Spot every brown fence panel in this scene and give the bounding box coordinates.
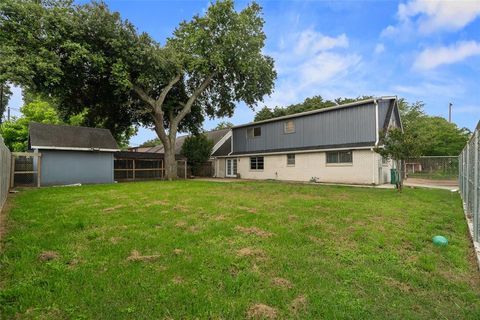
[191,162,214,177]
[0,135,11,213]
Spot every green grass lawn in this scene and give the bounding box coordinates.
[1,180,479,319]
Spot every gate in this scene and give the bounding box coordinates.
[11,152,42,188]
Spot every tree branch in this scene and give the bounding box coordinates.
[155,74,181,113]
[173,74,214,126]
[132,84,156,109]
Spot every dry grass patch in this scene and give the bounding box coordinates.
[109,236,123,244]
[38,251,59,262]
[173,248,184,255]
[235,226,273,238]
[385,278,412,293]
[237,247,266,258]
[213,214,226,221]
[175,221,187,228]
[247,304,278,319]
[239,206,258,214]
[172,276,184,284]
[126,250,161,262]
[173,204,189,213]
[103,205,125,212]
[290,295,307,315]
[271,277,293,289]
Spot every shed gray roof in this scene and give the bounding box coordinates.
[29,122,119,151]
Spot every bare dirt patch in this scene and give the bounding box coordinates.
[126,250,161,262]
[247,304,278,319]
[235,226,273,238]
[237,247,266,258]
[290,295,307,314]
[271,277,293,289]
[38,251,59,262]
[67,258,81,268]
[103,205,125,212]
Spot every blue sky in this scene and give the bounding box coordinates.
[6,0,480,146]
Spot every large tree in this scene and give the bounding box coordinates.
[0,0,276,179]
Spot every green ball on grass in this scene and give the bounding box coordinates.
[432,235,448,247]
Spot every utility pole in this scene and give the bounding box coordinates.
[7,106,10,121]
[448,102,452,123]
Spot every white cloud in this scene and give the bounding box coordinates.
[265,30,362,107]
[294,30,348,55]
[374,43,385,54]
[383,0,480,36]
[414,40,480,70]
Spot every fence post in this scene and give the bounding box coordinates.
[474,130,479,241]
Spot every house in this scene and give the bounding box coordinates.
[213,96,402,185]
[29,122,119,186]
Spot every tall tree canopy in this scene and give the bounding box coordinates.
[0,0,276,179]
[398,99,470,156]
[254,95,372,121]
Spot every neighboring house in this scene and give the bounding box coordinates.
[141,128,232,176]
[214,96,402,185]
[29,122,119,186]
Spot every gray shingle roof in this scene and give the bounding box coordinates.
[29,122,119,151]
[147,128,231,155]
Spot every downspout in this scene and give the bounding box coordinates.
[371,98,379,184]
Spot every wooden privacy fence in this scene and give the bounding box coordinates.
[0,135,11,213]
[114,152,187,181]
[459,121,480,242]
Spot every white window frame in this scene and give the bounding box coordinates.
[287,154,295,166]
[250,156,264,171]
[326,150,353,166]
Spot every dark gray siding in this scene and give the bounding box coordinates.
[39,150,114,186]
[233,103,377,154]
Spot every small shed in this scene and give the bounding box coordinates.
[29,122,119,186]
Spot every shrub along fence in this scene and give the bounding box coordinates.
[459,121,479,243]
[0,135,11,214]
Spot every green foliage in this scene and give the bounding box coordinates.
[0,99,91,151]
[214,121,234,130]
[376,128,422,162]
[180,134,214,175]
[0,100,61,151]
[254,95,372,121]
[1,181,478,318]
[1,0,276,178]
[398,99,470,156]
[140,138,161,148]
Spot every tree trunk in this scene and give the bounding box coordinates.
[164,145,177,180]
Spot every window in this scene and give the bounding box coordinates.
[287,154,295,166]
[247,126,261,138]
[326,151,352,164]
[382,157,388,165]
[250,156,264,170]
[284,120,295,134]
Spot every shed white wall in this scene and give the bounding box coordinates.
[216,149,392,185]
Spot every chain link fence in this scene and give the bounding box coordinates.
[0,135,11,213]
[406,156,458,180]
[459,121,479,242]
